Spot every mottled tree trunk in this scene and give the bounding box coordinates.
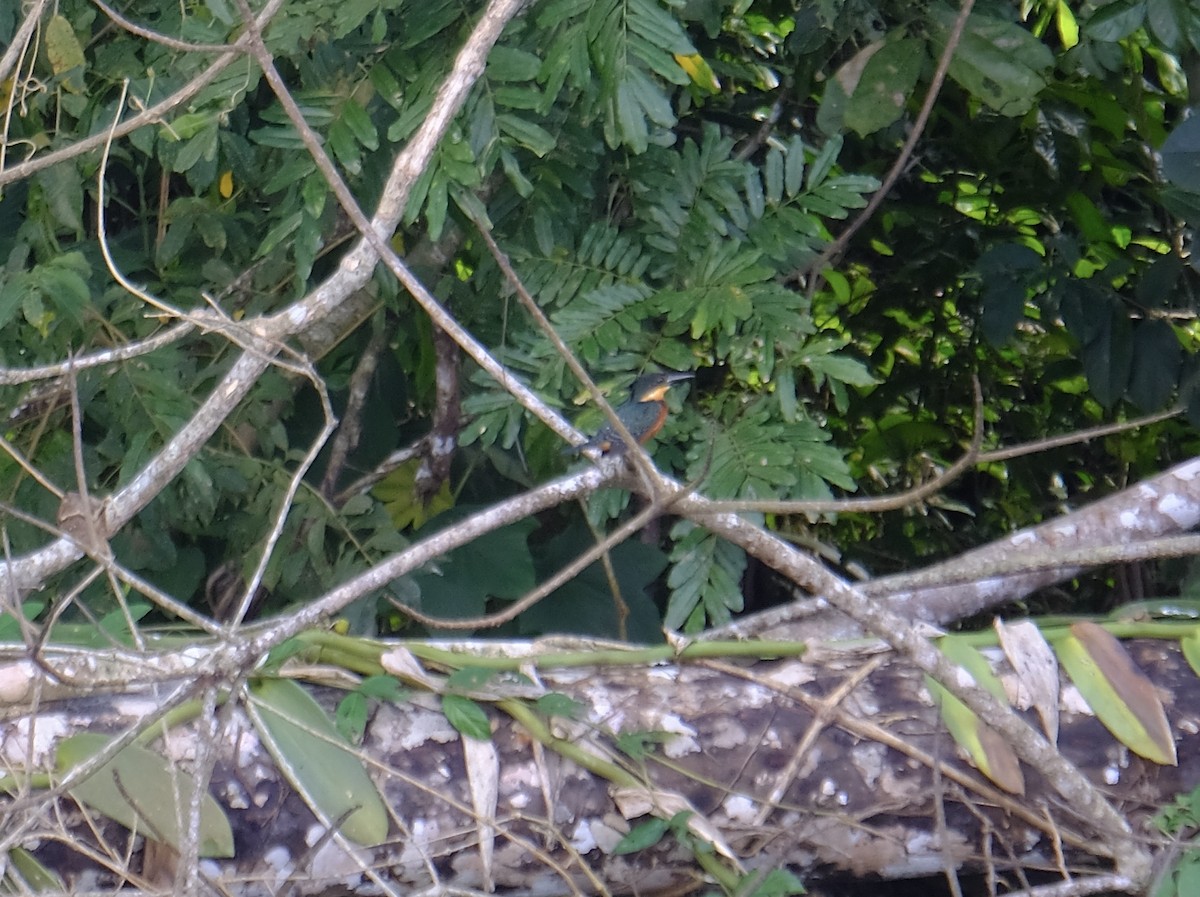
[2,638,1192,895]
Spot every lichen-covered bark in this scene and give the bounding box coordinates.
[2,639,1193,895]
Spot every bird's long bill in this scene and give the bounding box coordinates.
[638,372,694,402]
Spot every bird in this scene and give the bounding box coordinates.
[567,371,694,457]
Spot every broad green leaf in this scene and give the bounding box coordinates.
[442,694,493,740]
[1161,116,1200,193]
[1056,621,1177,765]
[1081,307,1133,407]
[844,39,924,136]
[247,678,389,845]
[1085,0,1147,41]
[932,8,1054,115]
[1147,0,1184,49]
[57,734,235,858]
[45,15,86,88]
[358,675,408,701]
[1129,319,1181,410]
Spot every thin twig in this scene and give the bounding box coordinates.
[0,323,195,386]
[802,0,976,293]
[321,319,388,498]
[978,406,1180,463]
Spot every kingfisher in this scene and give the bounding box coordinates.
[567,371,694,457]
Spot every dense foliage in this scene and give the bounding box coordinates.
[2,0,1200,639]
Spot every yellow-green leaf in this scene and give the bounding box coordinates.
[928,636,1025,794]
[247,677,389,845]
[1056,1,1080,50]
[56,734,235,858]
[1181,627,1200,677]
[1057,621,1176,765]
[45,15,85,78]
[673,53,720,93]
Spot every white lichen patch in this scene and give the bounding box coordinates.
[308,834,368,885]
[1119,508,1143,529]
[569,819,598,854]
[851,742,887,790]
[721,793,758,824]
[650,713,699,757]
[1156,492,1196,526]
[1011,531,1037,547]
[3,714,68,766]
[709,717,748,749]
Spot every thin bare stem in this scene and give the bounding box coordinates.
[803,0,976,292]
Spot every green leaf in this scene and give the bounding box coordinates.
[1056,621,1177,765]
[1147,0,1185,49]
[764,147,784,204]
[8,846,66,891]
[488,46,543,81]
[1161,116,1200,193]
[931,7,1054,115]
[535,692,587,719]
[516,522,665,641]
[745,867,808,897]
[442,694,493,740]
[1128,319,1181,410]
[1081,306,1133,407]
[247,677,389,845]
[666,523,746,630]
[339,99,379,150]
[358,674,407,701]
[336,692,369,744]
[57,734,235,858]
[928,637,1025,794]
[784,134,806,197]
[1085,0,1147,41]
[45,14,86,89]
[497,113,557,156]
[612,815,670,854]
[411,518,537,625]
[1181,628,1200,677]
[807,134,842,190]
[844,39,924,136]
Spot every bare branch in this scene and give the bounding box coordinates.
[0,323,195,386]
